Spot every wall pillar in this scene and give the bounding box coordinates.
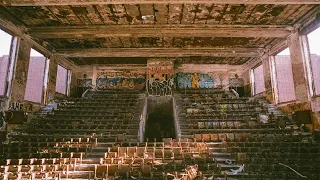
[262,56,274,103]
[279,32,318,131]
[289,32,309,102]
[10,40,31,103]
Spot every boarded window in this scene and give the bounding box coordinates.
[274,48,296,103]
[56,65,68,95]
[307,28,320,96]
[253,65,265,95]
[0,29,12,96]
[24,49,47,103]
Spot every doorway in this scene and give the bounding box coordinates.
[144,97,175,142]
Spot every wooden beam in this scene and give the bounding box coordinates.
[27,25,293,38]
[56,48,264,58]
[1,0,320,6]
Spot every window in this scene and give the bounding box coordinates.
[307,28,320,96]
[0,29,12,96]
[274,48,296,103]
[252,64,265,95]
[56,65,70,95]
[24,49,49,103]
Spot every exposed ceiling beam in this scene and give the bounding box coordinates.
[56,48,264,58]
[1,0,320,6]
[28,25,293,39]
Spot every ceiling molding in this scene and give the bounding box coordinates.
[27,25,294,39]
[56,47,264,58]
[1,0,320,6]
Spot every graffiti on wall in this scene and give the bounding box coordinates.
[177,73,215,89]
[9,102,24,111]
[148,79,174,96]
[147,61,174,96]
[96,70,146,90]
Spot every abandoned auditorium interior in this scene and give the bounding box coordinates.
[1,1,320,180]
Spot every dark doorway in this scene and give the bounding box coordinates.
[144,97,175,142]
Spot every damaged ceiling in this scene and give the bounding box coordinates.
[0,2,319,65]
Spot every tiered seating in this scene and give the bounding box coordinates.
[175,89,320,179]
[176,89,277,138]
[0,90,146,179]
[13,90,144,141]
[0,137,220,179]
[1,88,320,179]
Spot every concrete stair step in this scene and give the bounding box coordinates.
[95,143,114,147]
[60,171,94,179]
[210,152,232,157]
[81,158,101,164]
[206,142,224,147]
[91,147,109,153]
[214,157,236,163]
[85,152,105,158]
[74,164,96,171]
[208,147,228,152]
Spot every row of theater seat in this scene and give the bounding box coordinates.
[175,89,320,179]
[1,89,320,179]
[1,137,239,179]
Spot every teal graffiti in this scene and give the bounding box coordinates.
[177,73,215,89]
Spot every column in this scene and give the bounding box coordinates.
[289,32,309,102]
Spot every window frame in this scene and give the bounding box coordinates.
[271,47,296,104]
[24,48,50,104]
[55,64,71,96]
[251,63,265,96]
[302,27,320,97]
[0,28,19,98]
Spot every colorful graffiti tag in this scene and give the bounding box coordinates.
[177,73,215,89]
[147,61,174,96]
[96,70,146,90]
